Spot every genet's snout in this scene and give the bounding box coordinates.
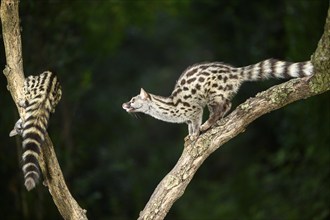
[122,102,128,109]
[122,102,132,112]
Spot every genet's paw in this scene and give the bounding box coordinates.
[185,133,198,142]
[18,99,27,108]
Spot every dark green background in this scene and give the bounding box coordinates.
[0,0,329,219]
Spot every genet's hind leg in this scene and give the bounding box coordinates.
[220,99,231,118]
[185,109,203,141]
[200,99,231,133]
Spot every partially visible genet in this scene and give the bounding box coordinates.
[10,71,62,191]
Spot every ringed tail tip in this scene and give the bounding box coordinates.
[25,177,37,191]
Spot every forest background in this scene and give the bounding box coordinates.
[0,0,329,219]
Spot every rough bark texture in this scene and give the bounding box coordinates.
[138,6,330,220]
[1,0,88,219]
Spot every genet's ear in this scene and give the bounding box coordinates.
[140,88,151,100]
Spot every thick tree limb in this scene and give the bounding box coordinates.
[138,6,330,220]
[1,0,87,219]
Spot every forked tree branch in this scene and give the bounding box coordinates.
[138,5,330,220]
[1,0,87,219]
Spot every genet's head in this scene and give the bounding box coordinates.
[122,88,151,113]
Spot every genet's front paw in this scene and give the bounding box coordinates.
[184,133,199,141]
[189,134,199,141]
[18,99,27,108]
[184,134,198,147]
[184,135,191,142]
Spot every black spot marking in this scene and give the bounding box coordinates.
[183,102,191,107]
[198,71,210,76]
[217,69,228,74]
[218,94,224,99]
[171,88,182,97]
[226,84,233,91]
[186,68,198,77]
[199,65,209,70]
[198,77,205,82]
[152,97,177,107]
[212,83,218,88]
[191,89,196,94]
[229,74,238,79]
[46,73,56,96]
[183,95,192,99]
[187,78,196,84]
[196,84,201,90]
[180,79,186,85]
[159,106,170,111]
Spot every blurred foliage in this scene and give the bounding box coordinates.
[0,0,329,219]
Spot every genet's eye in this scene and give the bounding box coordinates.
[131,98,135,102]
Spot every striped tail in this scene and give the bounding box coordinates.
[21,115,48,191]
[237,59,314,81]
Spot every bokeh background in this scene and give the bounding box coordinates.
[0,0,329,219]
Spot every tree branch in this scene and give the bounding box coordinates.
[138,5,330,220]
[1,0,88,219]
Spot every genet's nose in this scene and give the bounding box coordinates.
[122,102,129,109]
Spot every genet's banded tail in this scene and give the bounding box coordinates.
[22,122,43,191]
[237,59,313,81]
